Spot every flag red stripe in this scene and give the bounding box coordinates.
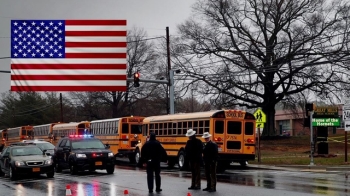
[11,64,127,69]
[11,86,127,91]
[65,31,127,37]
[65,20,127,26]
[65,42,127,47]
[65,53,126,58]
[11,75,127,80]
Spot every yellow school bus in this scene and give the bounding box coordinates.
[33,123,60,143]
[6,126,34,145]
[140,109,256,171]
[90,116,144,163]
[0,129,7,146]
[51,121,90,146]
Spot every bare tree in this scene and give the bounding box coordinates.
[70,27,162,119]
[175,0,350,135]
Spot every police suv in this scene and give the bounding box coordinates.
[52,135,115,175]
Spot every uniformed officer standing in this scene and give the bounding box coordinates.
[140,132,167,193]
[185,129,203,190]
[202,132,218,192]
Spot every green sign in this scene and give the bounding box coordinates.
[312,118,340,127]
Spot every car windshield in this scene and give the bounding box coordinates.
[71,140,105,149]
[36,143,55,150]
[12,147,43,156]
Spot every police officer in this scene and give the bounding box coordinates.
[185,129,203,190]
[202,132,218,192]
[141,132,167,193]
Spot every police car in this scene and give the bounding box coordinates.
[52,135,115,175]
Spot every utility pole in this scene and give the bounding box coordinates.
[60,93,63,122]
[166,27,171,114]
[309,111,315,166]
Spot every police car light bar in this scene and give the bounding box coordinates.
[69,135,94,138]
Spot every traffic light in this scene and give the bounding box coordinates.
[133,72,140,87]
[305,103,315,116]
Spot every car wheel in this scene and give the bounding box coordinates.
[106,165,115,174]
[10,166,17,180]
[70,164,78,175]
[178,150,188,171]
[134,149,140,165]
[239,161,248,167]
[46,171,54,178]
[54,163,62,173]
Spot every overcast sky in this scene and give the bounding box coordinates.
[0,0,197,94]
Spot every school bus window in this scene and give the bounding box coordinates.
[164,123,167,128]
[205,120,209,127]
[215,121,224,134]
[155,130,159,135]
[163,129,167,135]
[228,121,242,134]
[155,123,158,129]
[245,122,254,135]
[142,125,147,136]
[150,124,154,130]
[22,129,26,135]
[159,123,163,129]
[172,123,176,135]
[122,124,128,134]
[168,122,172,128]
[194,121,198,128]
[188,121,192,128]
[131,125,141,134]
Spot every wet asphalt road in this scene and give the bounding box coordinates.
[0,161,349,196]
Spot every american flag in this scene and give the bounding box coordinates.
[11,20,127,91]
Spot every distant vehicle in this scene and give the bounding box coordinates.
[33,123,61,143]
[0,144,54,180]
[51,122,90,146]
[52,134,115,175]
[5,126,34,145]
[21,140,55,155]
[90,116,144,163]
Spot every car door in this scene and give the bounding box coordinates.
[0,147,7,171]
[0,148,10,173]
[62,139,71,168]
[55,139,67,168]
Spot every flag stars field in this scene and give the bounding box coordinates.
[10,19,128,92]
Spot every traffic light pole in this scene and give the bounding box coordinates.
[309,111,315,166]
[127,74,175,114]
[169,70,174,114]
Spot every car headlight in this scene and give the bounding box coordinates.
[44,159,53,165]
[108,152,114,157]
[15,161,25,167]
[76,153,87,158]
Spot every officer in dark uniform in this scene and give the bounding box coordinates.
[202,132,218,192]
[140,132,167,193]
[185,129,203,190]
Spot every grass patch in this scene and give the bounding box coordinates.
[254,134,350,165]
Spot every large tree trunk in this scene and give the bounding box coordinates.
[262,105,276,136]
